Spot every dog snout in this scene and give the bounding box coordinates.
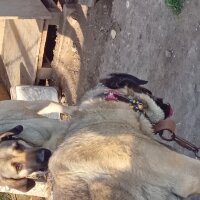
[36,149,52,164]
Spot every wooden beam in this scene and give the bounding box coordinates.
[0,55,11,90]
[0,20,5,54]
[0,0,51,20]
[37,20,49,76]
[41,0,62,25]
[1,19,44,88]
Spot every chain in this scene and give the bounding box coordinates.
[156,130,200,159]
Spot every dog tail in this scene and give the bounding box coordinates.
[100,73,152,95]
[100,73,172,119]
[100,73,148,88]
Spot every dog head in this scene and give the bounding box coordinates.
[0,125,51,192]
[100,73,173,123]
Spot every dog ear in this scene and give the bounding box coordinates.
[154,98,173,118]
[0,125,23,141]
[100,73,148,89]
[0,178,35,192]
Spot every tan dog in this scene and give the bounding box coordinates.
[0,100,72,191]
[0,125,51,192]
[48,74,200,200]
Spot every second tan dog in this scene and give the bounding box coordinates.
[49,73,200,200]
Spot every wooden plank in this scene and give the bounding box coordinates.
[0,0,51,20]
[1,19,44,88]
[0,55,11,90]
[35,0,62,84]
[41,0,60,12]
[48,11,61,26]
[36,21,49,79]
[0,20,5,54]
[0,56,10,100]
[41,0,61,25]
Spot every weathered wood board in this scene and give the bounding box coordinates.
[0,0,51,19]
[1,19,44,88]
[0,20,5,54]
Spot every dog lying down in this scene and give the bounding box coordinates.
[0,73,199,199]
[0,125,51,192]
[48,73,200,200]
[0,99,73,191]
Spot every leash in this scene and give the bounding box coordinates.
[104,90,200,159]
[153,119,200,159]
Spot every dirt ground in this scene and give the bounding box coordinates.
[53,0,200,152]
[51,0,200,199]
[0,20,4,54]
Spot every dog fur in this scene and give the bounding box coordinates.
[48,74,200,200]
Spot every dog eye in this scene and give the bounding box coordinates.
[12,162,23,172]
[12,142,24,151]
[12,141,20,149]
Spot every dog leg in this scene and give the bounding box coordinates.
[172,157,200,198]
[148,147,200,198]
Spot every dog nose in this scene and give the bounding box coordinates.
[36,149,52,163]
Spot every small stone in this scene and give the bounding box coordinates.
[100,26,104,32]
[126,1,130,8]
[165,50,173,58]
[111,29,117,39]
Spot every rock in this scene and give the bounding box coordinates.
[126,1,130,9]
[165,50,173,58]
[111,29,117,39]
